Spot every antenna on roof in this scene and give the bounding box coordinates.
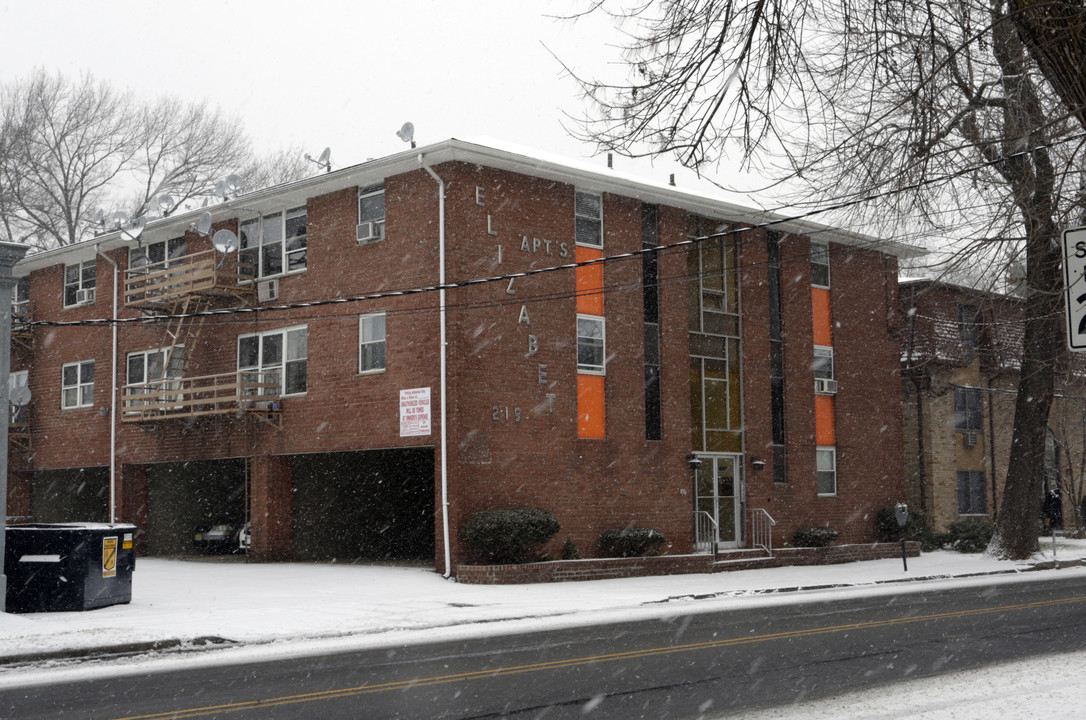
[305,147,332,173]
[211,228,239,270]
[196,211,213,236]
[9,372,30,408]
[214,174,246,202]
[156,194,175,218]
[397,122,416,149]
[119,215,147,247]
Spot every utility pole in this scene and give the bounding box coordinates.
[0,242,30,613]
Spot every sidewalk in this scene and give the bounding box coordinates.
[2,537,1084,670]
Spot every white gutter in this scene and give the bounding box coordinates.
[422,159,452,579]
[95,245,119,523]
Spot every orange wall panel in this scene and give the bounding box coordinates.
[576,245,604,316]
[815,394,835,446]
[578,374,606,439]
[812,287,832,346]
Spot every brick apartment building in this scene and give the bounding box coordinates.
[5,139,919,574]
[900,279,1086,532]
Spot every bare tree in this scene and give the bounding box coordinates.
[0,70,141,249]
[127,98,253,218]
[569,0,1086,558]
[0,69,316,250]
[1010,0,1086,130]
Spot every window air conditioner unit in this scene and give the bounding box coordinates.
[356,220,385,244]
[814,378,838,395]
[257,278,279,303]
[75,288,95,305]
[963,431,978,448]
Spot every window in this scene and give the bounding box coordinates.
[126,347,182,408]
[575,191,602,248]
[61,360,94,409]
[811,243,830,288]
[130,236,185,271]
[359,313,386,373]
[816,446,836,495]
[358,184,386,243]
[9,369,27,424]
[954,387,983,431]
[239,207,307,279]
[813,346,834,379]
[64,260,96,307]
[12,276,28,318]
[577,314,605,374]
[238,326,308,396]
[957,470,986,514]
[958,304,980,349]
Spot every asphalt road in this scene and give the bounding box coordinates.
[5,574,1086,719]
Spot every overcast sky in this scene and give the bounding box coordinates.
[0,1,742,194]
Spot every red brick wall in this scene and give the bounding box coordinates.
[11,158,907,569]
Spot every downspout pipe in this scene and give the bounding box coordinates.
[421,159,452,578]
[95,245,119,523]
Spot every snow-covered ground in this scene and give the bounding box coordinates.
[3,537,1086,718]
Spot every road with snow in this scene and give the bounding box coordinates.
[5,573,1086,719]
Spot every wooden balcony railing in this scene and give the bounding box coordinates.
[121,370,280,422]
[124,249,256,310]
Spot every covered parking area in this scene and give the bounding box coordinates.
[291,447,435,562]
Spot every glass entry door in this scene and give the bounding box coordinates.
[694,455,743,550]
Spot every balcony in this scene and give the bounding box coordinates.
[124,250,255,310]
[121,370,280,423]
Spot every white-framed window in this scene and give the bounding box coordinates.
[816,446,837,496]
[813,346,834,379]
[238,325,308,396]
[357,184,386,243]
[359,312,386,373]
[12,276,28,318]
[126,346,183,410]
[130,236,185,271]
[239,207,307,279]
[575,190,602,248]
[811,243,830,288]
[61,360,94,409]
[577,314,606,374]
[63,260,96,307]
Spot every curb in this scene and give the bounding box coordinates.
[5,558,1085,667]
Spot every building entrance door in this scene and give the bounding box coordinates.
[694,454,743,551]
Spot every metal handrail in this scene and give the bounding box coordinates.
[694,509,719,558]
[751,507,777,557]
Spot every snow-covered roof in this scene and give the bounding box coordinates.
[15,138,924,275]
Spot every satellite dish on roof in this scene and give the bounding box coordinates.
[110,211,128,229]
[121,215,146,243]
[9,373,30,407]
[212,229,239,255]
[157,195,175,216]
[305,147,332,173]
[225,174,244,193]
[397,122,416,148]
[196,211,213,236]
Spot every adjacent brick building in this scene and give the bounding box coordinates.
[6,139,918,574]
[900,279,1086,532]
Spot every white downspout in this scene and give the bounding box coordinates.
[422,160,452,578]
[95,245,119,523]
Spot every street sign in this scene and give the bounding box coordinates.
[1063,226,1086,351]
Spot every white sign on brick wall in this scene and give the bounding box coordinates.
[399,387,431,437]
